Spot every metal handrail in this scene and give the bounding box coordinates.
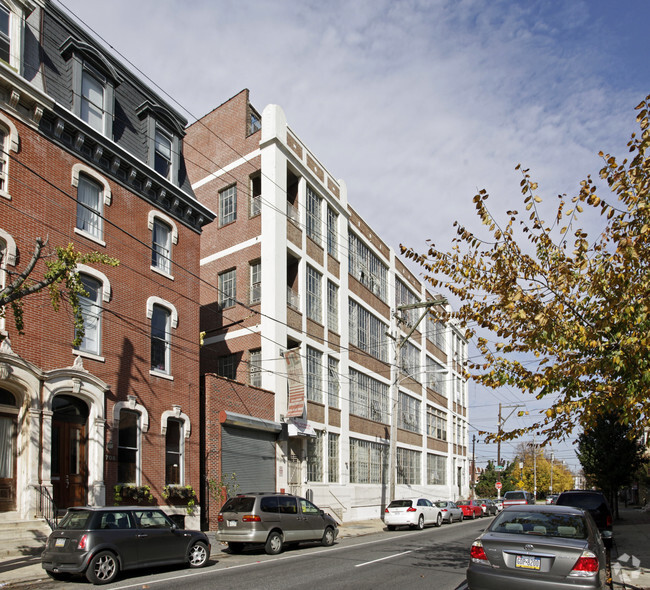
[32,484,59,530]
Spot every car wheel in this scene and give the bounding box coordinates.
[265,531,283,555]
[188,541,209,568]
[435,513,442,527]
[86,551,119,585]
[417,515,425,530]
[387,525,396,531]
[321,526,335,547]
[228,542,245,553]
[472,510,476,520]
[46,571,71,581]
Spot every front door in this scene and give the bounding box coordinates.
[0,413,17,511]
[52,395,89,510]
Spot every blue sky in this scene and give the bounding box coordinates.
[56,0,649,471]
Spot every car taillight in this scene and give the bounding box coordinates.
[77,534,88,551]
[242,514,261,522]
[217,514,224,522]
[571,550,599,575]
[441,509,448,512]
[470,540,489,563]
[606,515,613,527]
[406,507,417,512]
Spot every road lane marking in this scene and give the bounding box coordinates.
[355,548,421,567]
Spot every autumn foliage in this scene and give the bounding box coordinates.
[402,95,650,444]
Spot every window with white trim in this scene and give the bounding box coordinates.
[328,433,339,483]
[350,369,388,423]
[395,279,419,326]
[396,447,421,485]
[154,127,172,179]
[426,406,447,441]
[151,304,171,374]
[165,418,183,485]
[350,438,388,484]
[81,69,105,133]
[249,349,262,387]
[219,185,237,227]
[250,261,261,304]
[306,430,323,482]
[327,356,339,408]
[76,174,103,240]
[0,4,9,64]
[427,453,446,485]
[426,317,446,350]
[218,268,236,309]
[426,356,447,396]
[306,265,322,323]
[76,274,102,355]
[250,174,261,217]
[349,299,388,362]
[400,341,420,380]
[152,217,172,274]
[348,232,388,301]
[306,346,322,403]
[327,280,338,333]
[0,129,6,194]
[117,409,140,484]
[398,392,421,433]
[326,206,338,258]
[306,186,322,245]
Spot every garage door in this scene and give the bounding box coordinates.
[221,425,277,493]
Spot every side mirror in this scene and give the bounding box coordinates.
[601,530,613,540]
[171,523,178,532]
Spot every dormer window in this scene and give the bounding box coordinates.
[81,69,105,134]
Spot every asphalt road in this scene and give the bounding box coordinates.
[32,517,489,590]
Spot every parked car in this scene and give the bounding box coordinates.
[435,500,464,524]
[494,498,504,512]
[546,494,559,505]
[217,492,338,555]
[502,490,536,507]
[384,498,442,530]
[467,504,608,589]
[41,506,210,585]
[457,499,483,520]
[555,490,613,548]
[477,499,498,516]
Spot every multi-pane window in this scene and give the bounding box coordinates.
[117,409,140,483]
[250,261,261,303]
[349,369,389,423]
[250,175,261,217]
[349,300,388,362]
[165,419,183,485]
[306,347,322,403]
[249,349,262,387]
[350,438,388,484]
[76,274,101,355]
[81,70,104,133]
[400,341,420,379]
[426,407,447,441]
[152,218,171,274]
[306,266,322,323]
[426,317,446,350]
[395,279,419,326]
[219,185,237,226]
[306,430,323,482]
[306,186,322,245]
[218,269,236,309]
[151,304,171,373]
[0,129,7,192]
[154,128,172,179]
[76,175,103,239]
[328,433,339,483]
[327,280,338,333]
[396,447,421,485]
[326,206,338,258]
[327,357,339,408]
[398,392,421,433]
[348,232,388,301]
[426,356,447,396]
[0,4,9,64]
[218,355,237,380]
[427,453,447,485]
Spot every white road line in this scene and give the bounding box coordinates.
[355,548,420,567]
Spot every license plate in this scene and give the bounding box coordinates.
[227,520,238,527]
[55,538,66,548]
[515,555,541,570]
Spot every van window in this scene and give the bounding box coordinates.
[261,496,279,513]
[504,491,526,500]
[278,496,297,514]
[221,497,255,512]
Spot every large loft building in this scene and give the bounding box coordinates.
[186,90,469,526]
[0,0,213,527]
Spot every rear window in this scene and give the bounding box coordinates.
[221,497,255,513]
[504,492,526,500]
[457,501,470,506]
[491,510,587,539]
[388,500,413,508]
[557,493,606,511]
[58,510,93,530]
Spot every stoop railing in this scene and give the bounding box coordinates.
[32,484,59,530]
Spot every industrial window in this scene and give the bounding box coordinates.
[306,265,322,323]
[395,279,419,326]
[218,268,236,309]
[327,280,338,333]
[426,317,446,350]
[306,186,322,245]
[427,407,447,441]
[349,299,388,362]
[427,453,446,485]
[327,357,339,408]
[348,232,388,301]
[219,185,237,226]
[306,347,322,403]
[426,356,447,396]
[250,174,261,217]
[350,438,388,484]
[249,349,262,387]
[400,341,420,380]
[397,447,421,485]
[398,392,421,433]
[307,430,323,482]
[250,261,261,303]
[328,433,339,483]
[349,369,388,423]
[218,355,238,380]
[327,206,338,258]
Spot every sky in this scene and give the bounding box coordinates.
[55,0,650,473]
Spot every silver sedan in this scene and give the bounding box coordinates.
[435,500,464,523]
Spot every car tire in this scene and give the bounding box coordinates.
[472,511,476,520]
[435,513,442,527]
[86,551,119,585]
[387,525,396,531]
[228,542,245,553]
[188,541,209,568]
[321,526,335,547]
[417,515,425,530]
[46,571,71,581]
[265,531,283,555]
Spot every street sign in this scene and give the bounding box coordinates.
[495,481,502,490]
[495,465,504,471]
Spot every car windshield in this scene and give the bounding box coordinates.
[58,510,93,530]
[490,510,587,539]
[221,496,255,512]
[388,500,413,508]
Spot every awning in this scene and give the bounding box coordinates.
[287,417,316,437]
[218,410,282,433]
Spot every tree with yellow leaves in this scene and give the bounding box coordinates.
[402,94,650,444]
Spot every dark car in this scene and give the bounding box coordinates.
[477,499,498,516]
[502,490,535,507]
[41,506,210,585]
[555,490,613,548]
[467,504,608,589]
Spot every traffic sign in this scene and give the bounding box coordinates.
[495,481,502,490]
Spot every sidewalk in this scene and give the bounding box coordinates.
[611,505,650,589]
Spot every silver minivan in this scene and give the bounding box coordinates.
[216,493,338,555]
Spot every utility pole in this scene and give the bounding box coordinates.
[550,451,554,495]
[389,298,446,503]
[532,436,537,500]
[471,435,476,497]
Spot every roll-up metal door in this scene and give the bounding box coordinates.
[221,425,276,493]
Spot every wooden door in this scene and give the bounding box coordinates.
[0,414,16,511]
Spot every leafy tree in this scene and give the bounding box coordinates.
[1,238,118,345]
[512,444,574,499]
[402,94,650,443]
[475,460,518,497]
[577,410,646,516]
